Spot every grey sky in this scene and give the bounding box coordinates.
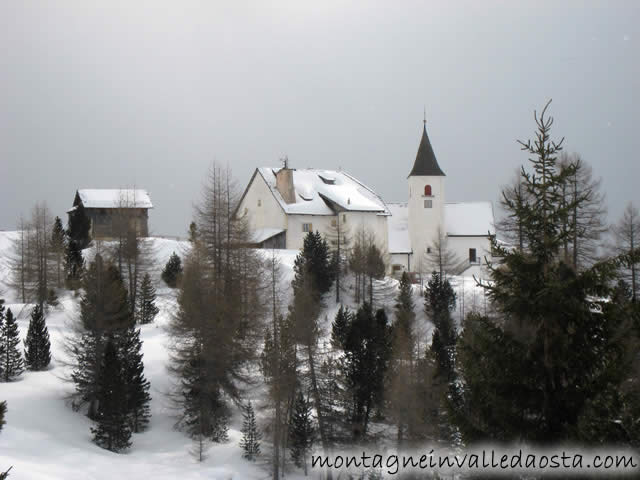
[1,1,638,237]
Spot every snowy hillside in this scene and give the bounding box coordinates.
[0,231,486,480]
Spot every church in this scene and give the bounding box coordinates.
[236,120,495,277]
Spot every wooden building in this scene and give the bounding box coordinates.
[67,189,153,239]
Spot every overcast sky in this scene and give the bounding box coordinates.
[1,1,638,237]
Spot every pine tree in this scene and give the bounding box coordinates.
[67,202,91,249]
[70,254,134,419]
[240,401,261,461]
[387,272,418,445]
[50,216,66,288]
[91,339,132,452]
[0,400,5,432]
[188,221,198,243]
[136,273,159,324]
[1,309,24,381]
[289,392,315,475]
[293,231,333,298]
[64,237,84,289]
[332,303,392,441]
[161,252,183,288]
[425,272,456,379]
[0,401,9,480]
[24,304,51,371]
[120,327,151,433]
[453,101,636,444]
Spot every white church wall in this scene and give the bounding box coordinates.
[238,173,287,233]
[447,236,492,277]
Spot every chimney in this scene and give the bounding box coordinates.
[276,157,296,204]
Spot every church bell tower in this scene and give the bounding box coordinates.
[407,117,446,269]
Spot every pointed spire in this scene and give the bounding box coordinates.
[408,119,445,177]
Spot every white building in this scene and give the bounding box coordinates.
[237,121,494,277]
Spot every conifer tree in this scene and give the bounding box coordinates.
[67,202,91,249]
[453,101,636,444]
[64,236,84,289]
[0,401,9,480]
[240,401,261,461]
[50,216,66,288]
[331,303,392,441]
[120,327,151,433]
[70,254,134,419]
[188,221,198,243]
[0,400,5,432]
[1,309,24,382]
[91,339,132,452]
[289,392,315,475]
[387,272,418,445]
[161,252,183,288]
[24,304,51,371]
[136,273,159,324]
[425,272,456,379]
[293,231,333,298]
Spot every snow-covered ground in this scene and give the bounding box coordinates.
[0,231,487,479]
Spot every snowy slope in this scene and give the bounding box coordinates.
[0,231,486,479]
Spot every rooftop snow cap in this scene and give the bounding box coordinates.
[408,124,445,177]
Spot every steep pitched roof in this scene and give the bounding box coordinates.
[75,189,153,209]
[254,168,390,216]
[408,125,445,177]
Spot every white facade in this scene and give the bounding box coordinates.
[237,124,495,277]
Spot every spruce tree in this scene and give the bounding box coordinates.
[240,401,261,461]
[64,237,84,289]
[293,231,333,298]
[50,216,66,288]
[91,339,132,452]
[120,327,151,433]
[0,400,5,432]
[24,304,51,371]
[67,202,91,249]
[0,401,9,480]
[453,101,636,444]
[161,252,183,288]
[136,273,159,324]
[332,303,392,441]
[188,221,198,243]
[71,254,135,419]
[1,309,24,381]
[425,272,456,379]
[289,392,315,475]
[387,272,418,445]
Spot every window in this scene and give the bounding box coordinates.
[331,219,337,227]
[424,185,432,196]
[258,199,262,207]
[302,223,312,233]
[469,248,477,264]
[427,247,431,254]
[343,214,347,223]
[392,264,402,271]
[424,199,432,208]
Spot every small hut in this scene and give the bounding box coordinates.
[67,189,153,238]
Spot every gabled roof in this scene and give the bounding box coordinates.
[445,201,494,236]
[253,168,390,216]
[75,189,153,209]
[408,125,445,177]
[386,201,494,253]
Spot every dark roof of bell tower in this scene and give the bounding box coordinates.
[408,124,445,177]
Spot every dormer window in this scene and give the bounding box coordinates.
[424,185,432,196]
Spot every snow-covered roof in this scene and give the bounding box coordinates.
[445,201,494,236]
[250,228,285,244]
[386,201,495,253]
[387,203,412,253]
[76,189,153,209]
[256,168,390,216]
